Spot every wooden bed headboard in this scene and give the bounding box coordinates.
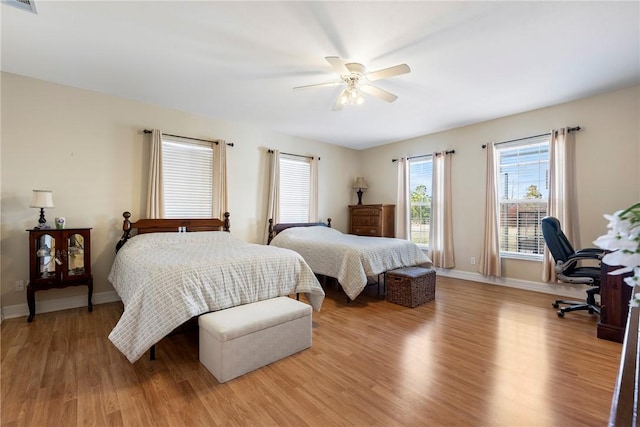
[115,211,231,252]
[267,218,332,244]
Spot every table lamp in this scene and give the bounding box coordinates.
[30,190,54,229]
[352,177,368,205]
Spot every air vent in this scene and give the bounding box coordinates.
[2,0,37,14]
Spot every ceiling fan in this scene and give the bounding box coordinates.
[294,56,411,111]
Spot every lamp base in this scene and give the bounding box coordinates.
[37,208,49,229]
[356,189,363,205]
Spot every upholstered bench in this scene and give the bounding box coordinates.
[198,296,312,383]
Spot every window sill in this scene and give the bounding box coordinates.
[500,252,543,262]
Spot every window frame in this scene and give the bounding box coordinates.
[495,136,550,261]
[161,135,215,219]
[278,153,312,223]
[408,155,433,249]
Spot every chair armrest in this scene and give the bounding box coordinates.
[567,251,604,262]
[575,248,605,256]
[555,253,602,274]
[555,257,601,285]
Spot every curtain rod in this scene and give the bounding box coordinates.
[268,149,320,161]
[481,126,581,149]
[143,129,234,147]
[391,150,455,163]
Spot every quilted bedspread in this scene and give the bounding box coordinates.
[269,226,431,300]
[108,231,325,363]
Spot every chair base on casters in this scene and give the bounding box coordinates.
[552,287,601,318]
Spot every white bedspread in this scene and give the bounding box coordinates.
[108,231,325,363]
[269,227,431,300]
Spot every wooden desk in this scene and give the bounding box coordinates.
[598,263,633,343]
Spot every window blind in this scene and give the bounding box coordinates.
[279,155,311,223]
[162,138,213,218]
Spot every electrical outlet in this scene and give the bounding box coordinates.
[470,257,477,265]
[15,280,25,291]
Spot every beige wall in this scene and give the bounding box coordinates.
[1,72,360,309]
[360,85,640,283]
[2,72,638,315]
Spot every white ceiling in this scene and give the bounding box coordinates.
[2,1,639,150]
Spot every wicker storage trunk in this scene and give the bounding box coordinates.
[386,267,436,308]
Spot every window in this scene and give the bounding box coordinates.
[408,156,433,246]
[279,154,311,223]
[496,136,549,257]
[162,136,214,218]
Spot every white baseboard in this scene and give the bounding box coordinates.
[1,291,121,320]
[433,268,589,300]
[0,271,587,321]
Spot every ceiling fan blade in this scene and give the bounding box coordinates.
[294,81,341,90]
[325,56,350,75]
[365,64,411,82]
[332,89,347,111]
[359,84,398,103]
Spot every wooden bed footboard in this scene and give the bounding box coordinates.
[267,218,331,244]
[115,211,231,252]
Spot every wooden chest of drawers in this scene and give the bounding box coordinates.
[349,204,395,237]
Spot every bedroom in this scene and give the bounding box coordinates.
[1,1,639,426]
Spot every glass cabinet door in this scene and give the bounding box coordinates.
[36,234,56,279]
[67,233,86,276]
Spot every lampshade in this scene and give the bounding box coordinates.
[30,190,54,208]
[352,177,368,190]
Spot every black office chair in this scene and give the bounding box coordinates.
[541,216,605,318]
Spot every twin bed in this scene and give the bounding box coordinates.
[108,212,430,363]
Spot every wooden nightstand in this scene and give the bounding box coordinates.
[26,228,93,322]
[348,204,395,237]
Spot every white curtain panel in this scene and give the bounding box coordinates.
[263,150,280,244]
[212,140,228,219]
[309,157,319,222]
[395,157,410,240]
[479,142,502,277]
[145,129,165,218]
[542,128,578,282]
[428,152,455,268]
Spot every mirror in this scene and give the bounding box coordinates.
[37,234,55,278]
[67,233,85,276]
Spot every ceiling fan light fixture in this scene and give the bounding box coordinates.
[342,83,364,106]
[297,56,410,111]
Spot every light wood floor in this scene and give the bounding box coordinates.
[1,277,622,426]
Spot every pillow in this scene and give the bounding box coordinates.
[278,225,342,240]
[123,230,237,251]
